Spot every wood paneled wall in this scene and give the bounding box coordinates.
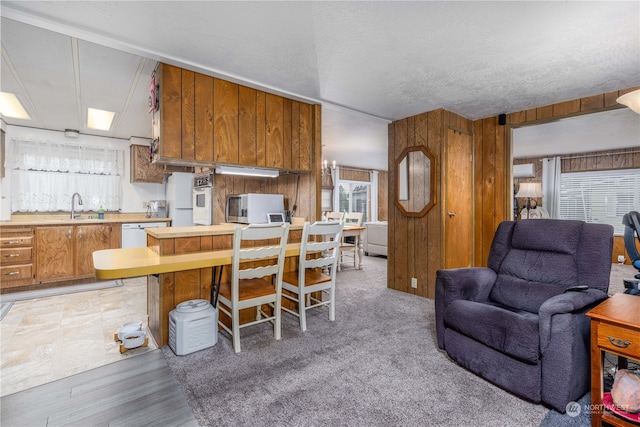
[203,103,321,225]
[388,109,472,298]
[473,86,640,266]
[339,166,370,182]
[513,147,640,217]
[378,171,388,221]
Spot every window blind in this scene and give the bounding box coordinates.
[559,169,640,234]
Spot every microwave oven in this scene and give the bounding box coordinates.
[226,193,284,224]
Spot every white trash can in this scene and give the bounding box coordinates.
[169,299,217,356]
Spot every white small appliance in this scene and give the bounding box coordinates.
[166,172,194,227]
[225,193,285,224]
[192,172,214,225]
[121,222,167,248]
[169,299,217,356]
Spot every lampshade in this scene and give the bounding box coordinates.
[617,89,640,114]
[515,182,543,198]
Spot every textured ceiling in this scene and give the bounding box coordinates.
[1,1,639,171]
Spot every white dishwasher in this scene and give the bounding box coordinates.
[121,222,167,248]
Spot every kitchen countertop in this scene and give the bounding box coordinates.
[0,214,171,227]
[146,222,304,238]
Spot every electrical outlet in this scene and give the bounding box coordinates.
[143,201,149,209]
[411,278,418,288]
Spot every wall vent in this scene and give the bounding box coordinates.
[513,163,535,178]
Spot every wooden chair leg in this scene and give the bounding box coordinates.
[274,298,282,340]
[232,307,241,353]
[299,290,307,332]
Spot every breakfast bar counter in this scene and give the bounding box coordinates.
[93,221,361,347]
[95,223,306,347]
[93,243,302,280]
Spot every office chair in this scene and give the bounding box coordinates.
[622,211,640,295]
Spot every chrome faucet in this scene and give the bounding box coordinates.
[70,193,83,220]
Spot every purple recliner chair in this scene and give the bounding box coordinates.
[435,219,613,412]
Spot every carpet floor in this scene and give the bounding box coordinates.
[162,257,553,427]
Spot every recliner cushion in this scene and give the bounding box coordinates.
[444,300,540,364]
[490,250,577,313]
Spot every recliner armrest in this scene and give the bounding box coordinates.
[435,267,496,349]
[538,288,608,353]
[436,268,496,304]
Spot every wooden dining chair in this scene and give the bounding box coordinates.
[281,221,343,332]
[216,223,289,353]
[325,211,345,222]
[339,212,363,269]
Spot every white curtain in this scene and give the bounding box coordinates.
[542,156,561,219]
[12,139,123,175]
[10,138,123,213]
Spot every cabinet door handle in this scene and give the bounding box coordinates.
[3,253,20,258]
[5,241,21,245]
[78,229,83,239]
[448,212,456,217]
[67,229,72,239]
[607,336,631,348]
[4,271,19,276]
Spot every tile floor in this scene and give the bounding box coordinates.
[0,277,156,397]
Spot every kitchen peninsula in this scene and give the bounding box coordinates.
[94,222,305,347]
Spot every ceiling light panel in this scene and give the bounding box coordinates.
[1,18,79,130]
[87,107,115,131]
[0,92,31,119]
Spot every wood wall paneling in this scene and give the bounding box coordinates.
[195,73,214,162]
[213,78,239,164]
[378,171,388,221]
[283,98,292,170]
[256,91,267,167]
[181,70,195,160]
[238,86,258,166]
[265,94,284,169]
[291,101,301,171]
[473,87,639,267]
[160,64,182,159]
[299,103,312,172]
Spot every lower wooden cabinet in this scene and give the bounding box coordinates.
[35,224,120,283]
[76,224,117,278]
[0,227,34,289]
[35,226,75,283]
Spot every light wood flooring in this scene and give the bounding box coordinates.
[0,350,198,426]
[0,277,198,426]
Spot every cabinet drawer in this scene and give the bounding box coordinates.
[597,322,640,358]
[0,235,33,248]
[0,247,32,265]
[0,264,33,287]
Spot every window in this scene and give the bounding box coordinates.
[10,138,124,213]
[559,169,640,234]
[338,181,370,222]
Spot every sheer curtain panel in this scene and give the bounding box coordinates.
[10,138,123,213]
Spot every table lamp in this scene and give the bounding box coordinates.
[516,182,543,219]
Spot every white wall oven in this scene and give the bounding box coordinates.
[192,173,213,225]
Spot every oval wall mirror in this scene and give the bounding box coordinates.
[395,145,436,217]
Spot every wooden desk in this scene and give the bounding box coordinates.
[586,293,640,427]
[340,226,365,270]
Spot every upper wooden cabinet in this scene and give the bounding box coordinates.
[151,63,313,172]
[130,144,165,183]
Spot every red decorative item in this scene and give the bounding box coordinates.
[603,392,640,423]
